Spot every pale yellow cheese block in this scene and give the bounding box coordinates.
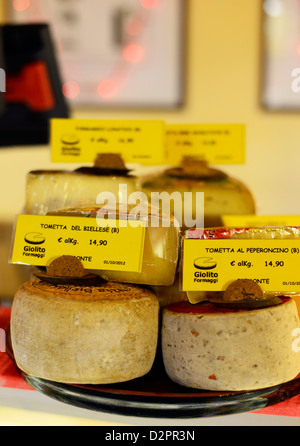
[100,225,179,286]
[150,274,188,308]
[11,280,159,384]
[49,205,180,286]
[162,298,300,391]
[25,170,138,215]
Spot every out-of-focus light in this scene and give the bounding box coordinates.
[297,44,300,56]
[13,0,31,11]
[55,39,64,53]
[62,81,80,99]
[125,18,143,37]
[263,0,283,17]
[140,0,158,10]
[122,43,144,64]
[97,79,119,99]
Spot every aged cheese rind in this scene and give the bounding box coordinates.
[11,281,159,384]
[162,298,300,391]
[141,175,255,229]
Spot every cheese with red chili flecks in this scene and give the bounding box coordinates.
[162,298,300,391]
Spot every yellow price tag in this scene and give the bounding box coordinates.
[11,214,146,273]
[51,118,166,165]
[166,123,246,165]
[182,238,300,293]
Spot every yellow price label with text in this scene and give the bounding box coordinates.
[51,118,166,165]
[182,238,300,293]
[11,214,146,272]
[166,123,246,165]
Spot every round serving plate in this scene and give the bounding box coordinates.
[6,325,300,419]
[21,357,300,419]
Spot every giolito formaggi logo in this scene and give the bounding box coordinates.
[0,68,5,93]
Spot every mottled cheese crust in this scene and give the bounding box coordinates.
[162,298,300,391]
[141,175,255,229]
[11,281,159,384]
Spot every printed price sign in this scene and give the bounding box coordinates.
[51,118,166,165]
[182,238,300,293]
[165,123,246,165]
[11,214,146,272]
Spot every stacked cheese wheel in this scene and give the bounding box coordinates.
[162,298,300,391]
[11,202,180,385]
[13,153,182,385]
[141,158,256,230]
[161,227,300,391]
[25,154,138,215]
[11,280,159,384]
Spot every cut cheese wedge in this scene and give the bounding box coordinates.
[11,280,159,384]
[194,257,217,270]
[162,298,300,391]
[24,232,46,245]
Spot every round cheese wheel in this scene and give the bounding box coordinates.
[141,163,255,230]
[11,280,159,384]
[25,169,138,216]
[162,298,300,391]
